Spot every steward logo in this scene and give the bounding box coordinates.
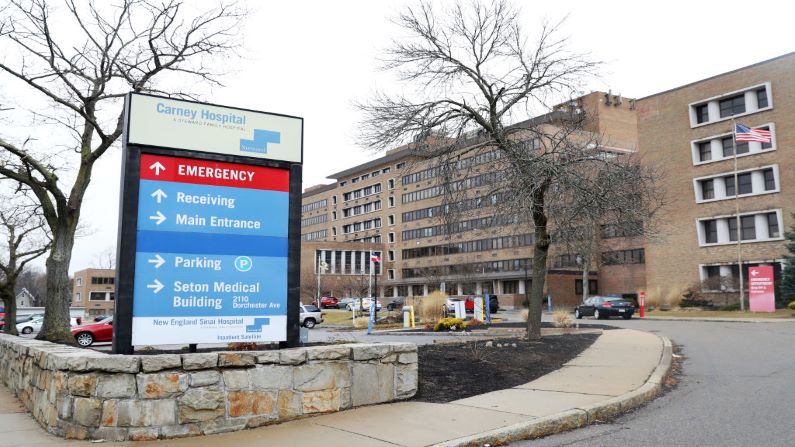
[240,129,280,154]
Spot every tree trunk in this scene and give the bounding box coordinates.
[1,286,18,336]
[527,189,550,341]
[36,220,77,344]
[581,259,590,303]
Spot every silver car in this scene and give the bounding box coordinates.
[299,304,324,328]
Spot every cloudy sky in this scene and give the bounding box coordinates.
[6,0,794,272]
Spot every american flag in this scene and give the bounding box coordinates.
[735,123,771,143]
[370,254,381,263]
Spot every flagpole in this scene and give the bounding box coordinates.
[732,118,745,311]
[368,250,373,299]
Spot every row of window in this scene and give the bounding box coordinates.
[402,257,531,279]
[691,84,770,126]
[696,167,777,202]
[402,193,503,223]
[695,126,773,164]
[315,250,382,275]
[401,151,502,185]
[343,183,382,201]
[301,214,328,227]
[401,171,503,204]
[301,229,327,241]
[349,235,382,243]
[401,233,535,260]
[91,277,115,285]
[402,214,521,241]
[601,222,644,239]
[342,218,382,234]
[699,211,781,246]
[602,249,645,265]
[342,200,381,218]
[301,199,327,213]
[701,261,781,291]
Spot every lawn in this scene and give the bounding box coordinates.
[646,309,793,319]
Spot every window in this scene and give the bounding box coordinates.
[89,292,106,301]
[741,215,756,240]
[361,173,370,181]
[396,162,405,169]
[340,181,346,187]
[763,168,775,191]
[757,88,769,108]
[695,104,709,124]
[332,211,337,220]
[382,167,391,174]
[388,197,395,208]
[371,170,380,177]
[388,179,395,189]
[724,176,735,196]
[698,142,712,162]
[704,265,721,280]
[761,126,773,149]
[722,137,748,156]
[351,177,359,184]
[388,215,395,225]
[738,173,752,195]
[332,227,337,236]
[703,220,718,244]
[76,278,83,287]
[74,293,81,302]
[601,249,645,265]
[388,232,395,243]
[91,277,114,285]
[701,179,715,200]
[388,269,395,280]
[332,195,337,205]
[575,280,598,295]
[302,199,327,213]
[767,213,780,238]
[728,217,738,242]
[301,229,327,241]
[719,94,745,118]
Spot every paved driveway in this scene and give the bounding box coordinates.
[517,318,795,447]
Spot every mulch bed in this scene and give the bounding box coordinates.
[415,332,599,403]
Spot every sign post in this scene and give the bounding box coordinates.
[748,266,775,312]
[113,93,303,354]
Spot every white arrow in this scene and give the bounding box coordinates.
[149,211,166,225]
[147,254,165,269]
[149,161,166,175]
[146,279,164,294]
[151,189,167,203]
[751,269,759,276]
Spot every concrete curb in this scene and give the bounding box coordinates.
[431,335,674,447]
[643,316,794,323]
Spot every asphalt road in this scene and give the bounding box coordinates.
[515,318,795,447]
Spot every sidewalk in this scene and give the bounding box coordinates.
[643,315,795,323]
[0,329,669,447]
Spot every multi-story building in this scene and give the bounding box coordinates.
[301,92,645,307]
[72,269,116,317]
[637,52,794,305]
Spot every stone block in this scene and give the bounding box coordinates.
[256,351,280,364]
[223,369,250,389]
[137,372,188,398]
[61,421,90,440]
[58,396,73,420]
[115,400,147,427]
[67,374,97,397]
[91,427,129,442]
[181,353,218,370]
[389,342,417,353]
[200,418,248,435]
[228,390,277,417]
[279,349,306,365]
[301,389,341,414]
[395,364,418,399]
[140,354,182,372]
[305,346,351,360]
[150,399,178,426]
[160,424,201,439]
[218,352,257,367]
[73,397,102,426]
[380,353,398,363]
[398,352,418,364]
[277,390,302,419]
[85,355,140,373]
[178,386,225,423]
[190,370,221,387]
[246,414,278,428]
[249,365,293,390]
[129,427,159,441]
[101,400,117,426]
[293,361,350,392]
[351,344,391,361]
[96,374,137,398]
[351,362,395,406]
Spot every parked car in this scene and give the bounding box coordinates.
[463,296,499,314]
[71,317,113,347]
[92,315,111,322]
[17,316,44,334]
[574,296,635,320]
[337,298,355,310]
[345,298,382,311]
[299,304,324,328]
[386,297,406,311]
[319,296,340,309]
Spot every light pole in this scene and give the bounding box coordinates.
[316,254,328,308]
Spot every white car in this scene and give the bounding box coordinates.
[345,298,382,311]
[17,316,44,334]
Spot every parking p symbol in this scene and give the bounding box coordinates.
[234,256,253,272]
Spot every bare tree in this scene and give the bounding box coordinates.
[358,1,663,339]
[91,246,116,269]
[0,0,243,343]
[0,192,51,335]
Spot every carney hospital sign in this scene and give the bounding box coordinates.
[113,93,303,354]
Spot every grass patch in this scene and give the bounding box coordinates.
[646,309,793,319]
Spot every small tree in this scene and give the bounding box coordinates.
[0,0,243,343]
[781,212,795,304]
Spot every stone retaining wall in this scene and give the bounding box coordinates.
[0,334,418,441]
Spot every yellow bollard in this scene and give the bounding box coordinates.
[409,305,415,328]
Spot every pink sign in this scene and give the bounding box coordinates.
[748,266,775,312]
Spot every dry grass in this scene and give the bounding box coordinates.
[553,310,574,329]
[407,291,448,323]
[520,308,529,321]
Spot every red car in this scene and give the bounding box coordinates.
[319,296,339,309]
[464,296,499,313]
[71,317,113,347]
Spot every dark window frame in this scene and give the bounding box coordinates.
[695,104,709,124]
[703,220,718,244]
[740,215,756,240]
[719,94,746,118]
[701,179,715,200]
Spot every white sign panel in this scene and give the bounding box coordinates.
[127,93,303,163]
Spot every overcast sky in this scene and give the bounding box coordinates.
[13,0,795,273]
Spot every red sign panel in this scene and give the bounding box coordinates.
[140,153,289,191]
[748,266,775,312]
